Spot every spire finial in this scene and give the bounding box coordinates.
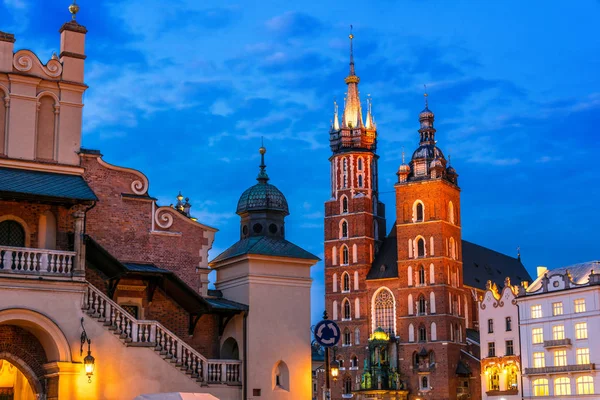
[69,0,80,21]
[517,246,521,261]
[401,147,405,164]
[257,139,269,183]
[424,84,428,108]
[348,25,355,76]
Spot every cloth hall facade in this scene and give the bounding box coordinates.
[323,35,531,400]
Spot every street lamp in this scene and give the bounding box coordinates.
[80,318,95,383]
[330,359,340,382]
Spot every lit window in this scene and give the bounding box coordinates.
[531,305,542,319]
[554,350,567,366]
[488,319,494,333]
[553,302,563,316]
[554,377,571,396]
[575,298,586,313]
[553,325,565,340]
[506,340,514,356]
[576,348,590,365]
[505,317,512,331]
[576,322,588,340]
[533,352,545,368]
[532,328,544,344]
[373,289,395,335]
[488,342,496,357]
[576,376,594,395]
[506,366,518,390]
[488,368,500,391]
[533,378,549,396]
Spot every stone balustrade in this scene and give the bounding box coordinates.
[0,246,76,277]
[84,284,241,384]
[525,363,595,375]
[543,338,572,348]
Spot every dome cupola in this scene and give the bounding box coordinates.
[236,145,289,240]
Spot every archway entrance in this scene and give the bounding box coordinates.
[0,359,36,400]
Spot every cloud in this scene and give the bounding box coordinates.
[265,11,325,39]
[210,100,234,116]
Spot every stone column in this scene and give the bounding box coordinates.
[73,209,85,277]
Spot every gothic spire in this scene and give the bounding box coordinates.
[332,101,340,130]
[343,26,363,129]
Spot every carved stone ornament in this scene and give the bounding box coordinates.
[13,50,63,78]
[154,207,174,229]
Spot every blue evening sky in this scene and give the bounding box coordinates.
[3,1,599,323]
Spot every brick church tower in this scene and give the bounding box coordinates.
[324,32,387,396]
[392,95,473,399]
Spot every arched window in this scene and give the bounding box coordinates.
[273,361,289,390]
[0,220,25,247]
[488,368,500,391]
[533,378,549,396]
[36,95,57,161]
[430,292,436,313]
[333,300,338,320]
[332,273,338,292]
[358,175,363,187]
[555,377,571,396]
[418,265,425,285]
[351,355,358,368]
[408,324,415,342]
[417,237,425,257]
[421,376,429,390]
[344,375,352,394]
[343,328,351,346]
[430,236,434,256]
[352,244,358,263]
[506,365,518,390]
[341,196,348,213]
[429,263,435,284]
[343,299,351,320]
[372,288,395,335]
[354,271,359,290]
[0,88,7,155]
[332,246,337,266]
[431,322,437,340]
[342,272,350,292]
[450,237,456,260]
[418,295,426,315]
[341,220,348,238]
[408,294,414,315]
[448,201,455,224]
[221,337,239,359]
[407,266,413,286]
[414,201,424,222]
[354,328,360,345]
[355,298,360,319]
[576,376,594,395]
[419,325,427,342]
[408,239,413,258]
[342,246,349,265]
[357,157,363,171]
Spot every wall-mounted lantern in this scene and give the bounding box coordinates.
[80,317,95,383]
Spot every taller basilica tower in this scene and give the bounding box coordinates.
[324,33,479,400]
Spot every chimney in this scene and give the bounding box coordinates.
[59,21,87,83]
[0,31,15,73]
[537,266,548,278]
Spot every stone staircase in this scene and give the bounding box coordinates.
[82,283,242,387]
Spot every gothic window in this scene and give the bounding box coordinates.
[352,244,358,263]
[342,246,349,265]
[448,201,455,224]
[431,322,437,340]
[332,247,338,266]
[351,355,358,368]
[342,272,350,293]
[273,361,289,390]
[407,266,413,286]
[333,301,338,320]
[0,220,25,247]
[341,220,348,238]
[357,157,363,171]
[418,295,426,315]
[343,299,351,320]
[343,328,351,346]
[419,325,427,342]
[414,201,424,222]
[408,239,413,258]
[357,175,363,188]
[373,288,395,335]
[429,263,435,284]
[354,271,359,290]
[344,375,352,394]
[36,95,57,161]
[332,273,337,292]
[430,292,436,313]
[355,298,360,319]
[418,265,425,285]
[409,324,415,342]
[341,196,348,213]
[421,376,429,390]
[417,237,425,257]
[354,328,360,344]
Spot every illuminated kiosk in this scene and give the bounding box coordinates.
[353,328,409,400]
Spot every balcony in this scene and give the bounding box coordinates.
[525,363,595,375]
[0,246,79,279]
[543,338,572,348]
[486,389,518,397]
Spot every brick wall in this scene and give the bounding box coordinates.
[0,325,48,381]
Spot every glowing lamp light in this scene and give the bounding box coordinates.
[84,350,95,383]
[330,359,340,381]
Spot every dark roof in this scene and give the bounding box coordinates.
[367,233,532,288]
[462,240,531,290]
[236,182,289,215]
[456,360,471,376]
[367,226,398,280]
[211,236,319,264]
[466,328,480,344]
[0,167,97,203]
[85,236,247,314]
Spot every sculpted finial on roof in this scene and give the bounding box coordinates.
[69,0,80,21]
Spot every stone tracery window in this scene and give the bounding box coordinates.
[372,288,395,335]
